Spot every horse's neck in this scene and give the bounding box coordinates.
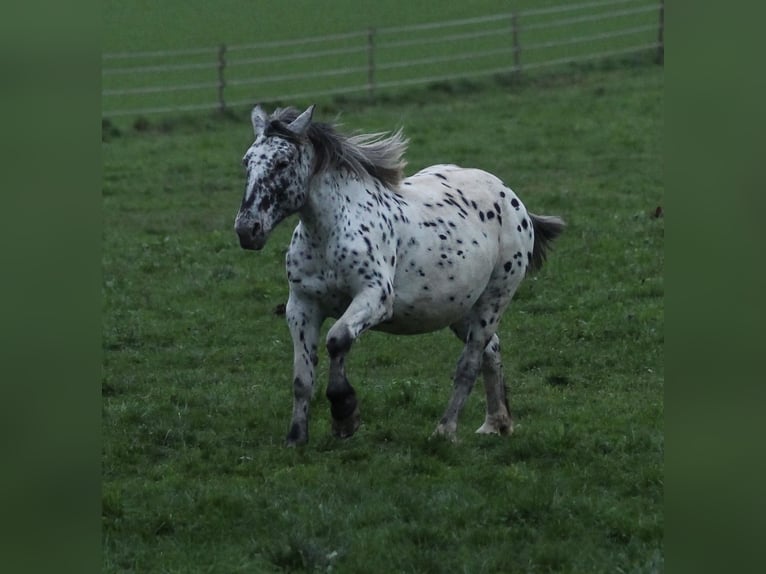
[300,170,368,240]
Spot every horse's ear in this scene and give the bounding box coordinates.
[251,105,269,136]
[286,105,315,137]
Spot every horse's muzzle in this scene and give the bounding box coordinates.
[235,219,266,250]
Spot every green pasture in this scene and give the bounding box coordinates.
[102,59,663,572]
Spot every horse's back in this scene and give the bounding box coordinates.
[403,164,504,194]
[399,164,534,257]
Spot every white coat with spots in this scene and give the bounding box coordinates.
[234,105,565,446]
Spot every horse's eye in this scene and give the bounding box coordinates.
[274,159,290,171]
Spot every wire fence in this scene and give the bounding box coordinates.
[102,0,664,119]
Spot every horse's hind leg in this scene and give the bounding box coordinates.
[446,326,512,437]
[476,334,513,435]
[437,274,521,440]
[434,333,484,441]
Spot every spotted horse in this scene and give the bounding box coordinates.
[234,105,565,446]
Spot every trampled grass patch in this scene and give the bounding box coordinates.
[103,63,662,572]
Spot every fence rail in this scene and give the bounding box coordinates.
[102,0,664,118]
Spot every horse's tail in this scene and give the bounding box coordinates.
[529,213,566,272]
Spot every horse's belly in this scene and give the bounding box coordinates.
[374,306,469,334]
[380,229,498,333]
[374,277,488,335]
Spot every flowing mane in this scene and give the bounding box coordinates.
[265,107,408,188]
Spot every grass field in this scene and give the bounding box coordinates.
[102,59,663,572]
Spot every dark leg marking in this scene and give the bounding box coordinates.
[286,421,307,446]
[326,375,361,439]
[327,326,353,358]
[326,376,358,421]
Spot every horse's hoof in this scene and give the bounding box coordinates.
[331,406,361,439]
[285,422,308,446]
[431,423,458,443]
[475,416,514,436]
[285,439,305,447]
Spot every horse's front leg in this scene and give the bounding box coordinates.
[326,283,394,438]
[285,294,323,446]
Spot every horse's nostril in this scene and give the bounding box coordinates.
[252,222,261,235]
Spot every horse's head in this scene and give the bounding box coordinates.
[234,105,315,250]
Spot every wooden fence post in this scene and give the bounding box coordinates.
[656,1,664,65]
[511,12,522,77]
[367,27,376,100]
[217,44,227,112]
